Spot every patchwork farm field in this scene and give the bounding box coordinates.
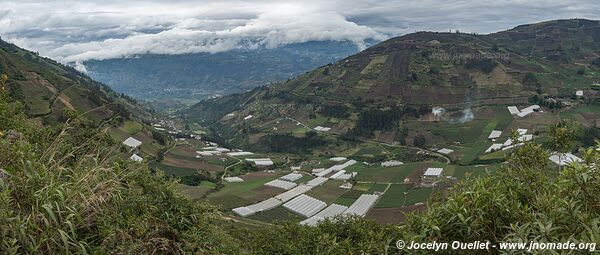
[183,102,598,226]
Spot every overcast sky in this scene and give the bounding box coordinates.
[1,0,599,63]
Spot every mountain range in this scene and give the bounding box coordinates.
[185,19,600,146]
[83,41,365,103]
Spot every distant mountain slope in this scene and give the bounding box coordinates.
[84,41,363,102]
[0,38,150,126]
[185,19,600,143]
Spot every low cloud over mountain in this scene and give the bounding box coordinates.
[2,0,600,63]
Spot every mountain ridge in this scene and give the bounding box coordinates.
[184,18,600,146]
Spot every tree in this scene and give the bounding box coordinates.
[547,121,578,169]
[413,134,426,148]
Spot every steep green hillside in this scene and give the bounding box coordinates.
[0,38,149,126]
[0,38,170,160]
[185,19,600,147]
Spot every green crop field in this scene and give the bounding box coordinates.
[150,161,197,177]
[375,184,408,208]
[353,182,372,191]
[248,207,304,223]
[209,175,278,200]
[334,196,357,207]
[178,182,216,200]
[453,165,498,180]
[122,120,143,134]
[402,187,433,206]
[458,140,492,165]
[353,162,423,183]
[306,181,347,203]
[368,183,388,192]
[376,185,433,208]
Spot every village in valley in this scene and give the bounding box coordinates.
[114,88,590,226]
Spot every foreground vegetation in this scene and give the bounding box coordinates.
[0,82,242,254]
[3,73,600,254]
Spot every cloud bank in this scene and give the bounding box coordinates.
[1,0,600,63]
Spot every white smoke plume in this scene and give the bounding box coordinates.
[432,106,474,124]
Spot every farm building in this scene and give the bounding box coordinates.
[311,168,326,173]
[129,154,143,162]
[275,185,313,202]
[300,204,348,226]
[215,147,231,152]
[197,151,221,156]
[306,177,328,187]
[330,171,357,181]
[502,143,524,151]
[381,160,404,167]
[265,179,297,190]
[316,160,358,177]
[280,173,303,182]
[516,105,540,117]
[338,160,357,169]
[245,158,274,167]
[507,106,520,115]
[519,134,533,142]
[342,194,379,217]
[244,115,253,120]
[576,90,584,97]
[485,143,504,153]
[227,151,254,156]
[549,153,583,166]
[437,148,454,154]
[123,137,142,149]
[232,207,255,217]
[424,168,443,177]
[330,157,347,162]
[517,128,528,135]
[488,130,502,139]
[247,198,282,212]
[314,126,332,132]
[224,177,244,183]
[283,194,327,218]
[422,168,444,187]
[291,166,301,171]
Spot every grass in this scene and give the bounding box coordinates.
[306,181,347,204]
[368,183,388,192]
[353,145,386,157]
[340,189,364,200]
[248,207,304,223]
[208,175,276,199]
[353,182,372,191]
[479,149,508,161]
[352,162,422,183]
[334,196,357,207]
[453,165,498,180]
[178,182,217,200]
[375,184,433,208]
[122,120,143,134]
[458,140,492,165]
[150,161,198,177]
[403,187,433,206]
[428,119,489,144]
[375,184,408,208]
